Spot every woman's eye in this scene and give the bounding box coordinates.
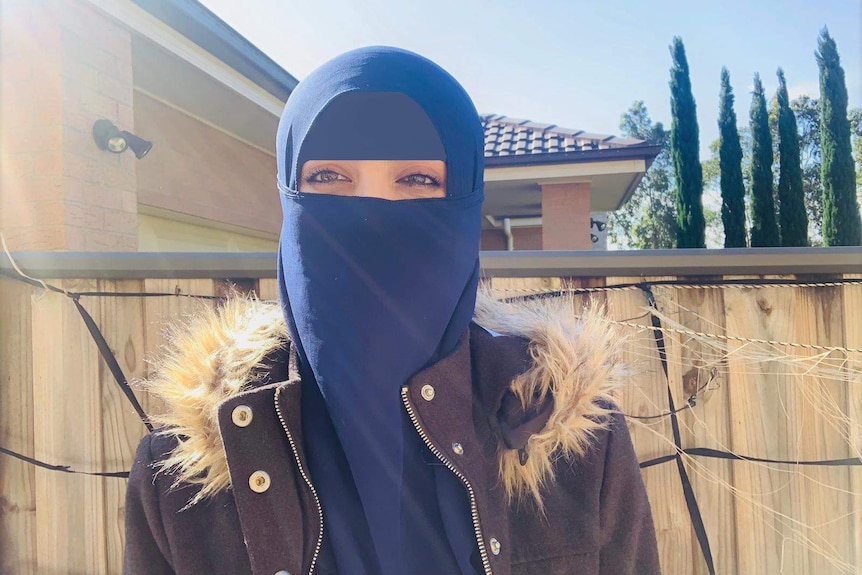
[399,173,440,187]
[306,169,348,184]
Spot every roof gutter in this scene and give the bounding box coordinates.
[484,144,662,168]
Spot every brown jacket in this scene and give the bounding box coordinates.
[124,294,660,575]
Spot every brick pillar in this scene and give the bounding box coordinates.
[1,0,137,251]
[540,182,592,250]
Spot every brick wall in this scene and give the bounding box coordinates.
[541,182,591,250]
[1,0,137,251]
[480,183,593,251]
[480,227,543,251]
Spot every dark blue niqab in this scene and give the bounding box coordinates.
[276,47,484,574]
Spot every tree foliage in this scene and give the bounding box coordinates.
[669,37,705,248]
[789,96,862,244]
[792,95,824,241]
[612,30,862,249]
[704,96,862,247]
[704,127,752,190]
[607,101,678,249]
[717,68,747,247]
[816,28,861,245]
[852,108,862,208]
[749,73,780,246]
[775,68,808,245]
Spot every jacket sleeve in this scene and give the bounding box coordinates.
[124,434,175,575]
[598,411,661,574]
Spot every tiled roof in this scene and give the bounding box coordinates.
[481,114,644,157]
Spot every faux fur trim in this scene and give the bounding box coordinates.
[473,291,627,511]
[141,297,289,506]
[141,291,626,509]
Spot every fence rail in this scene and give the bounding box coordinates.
[1,250,860,574]
[2,246,861,278]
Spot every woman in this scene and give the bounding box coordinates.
[124,46,660,575]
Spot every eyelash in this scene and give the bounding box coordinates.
[399,173,441,187]
[304,169,441,187]
[305,169,348,184]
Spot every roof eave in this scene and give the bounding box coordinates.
[613,149,660,209]
[131,0,298,102]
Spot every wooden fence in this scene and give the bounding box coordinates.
[1,257,860,574]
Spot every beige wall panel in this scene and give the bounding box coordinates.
[138,213,277,252]
[134,92,280,236]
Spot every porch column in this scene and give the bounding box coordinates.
[540,182,592,250]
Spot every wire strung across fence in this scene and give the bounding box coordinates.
[1,263,861,573]
[2,266,860,468]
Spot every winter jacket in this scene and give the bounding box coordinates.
[123,294,660,575]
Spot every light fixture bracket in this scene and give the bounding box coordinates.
[92,119,152,159]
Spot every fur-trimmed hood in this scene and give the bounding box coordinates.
[142,291,628,508]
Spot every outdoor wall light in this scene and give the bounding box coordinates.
[92,119,153,159]
[590,217,607,232]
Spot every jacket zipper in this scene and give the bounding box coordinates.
[274,386,324,575]
[401,386,494,575]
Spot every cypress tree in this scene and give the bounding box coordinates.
[775,68,808,246]
[749,73,780,246]
[718,67,747,247]
[669,37,705,248]
[816,28,861,245]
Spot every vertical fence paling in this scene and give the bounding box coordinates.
[32,280,107,572]
[844,274,862,574]
[99,280,147,572]
[0,279,36,575]
[800,283,852,574]
[721,276,781,574]
[0,275,860,574]
[604,275,696,575]
[663,281,737,575]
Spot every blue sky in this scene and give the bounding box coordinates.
[201,0,860,160]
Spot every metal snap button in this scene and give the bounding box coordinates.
[421,384,435,401]
[452,442,464,455]
[274,571,290,575]
[232,405,253,427]
[489,537,501,556]
[249,470,271,493]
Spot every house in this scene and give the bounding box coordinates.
[0,0,660,253]
[480,115,659,250]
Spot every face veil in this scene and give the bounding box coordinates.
[275,47,485,574]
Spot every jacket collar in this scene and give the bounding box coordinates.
[143,291,628,509]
